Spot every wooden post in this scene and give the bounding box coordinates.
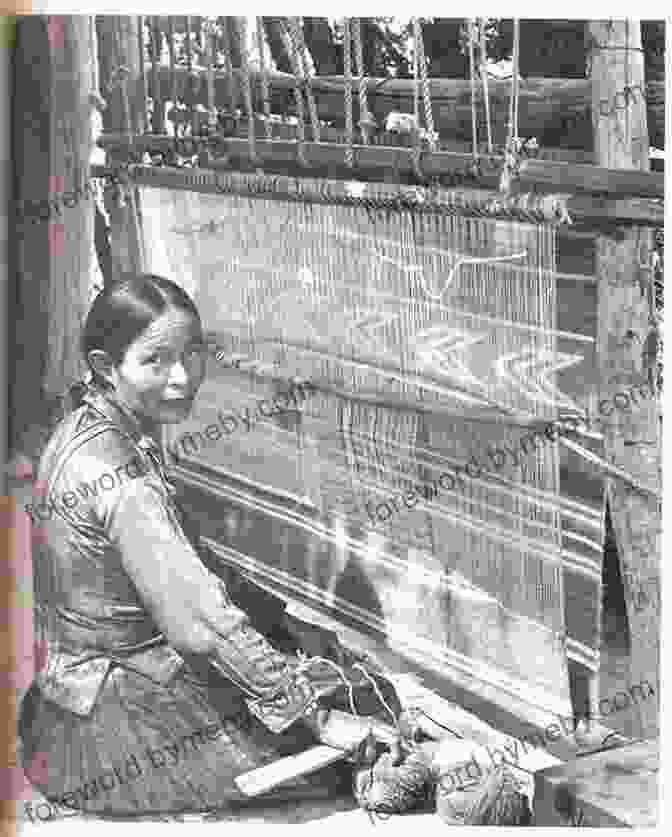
[96,15,145,281]
[10,16,95,457]
[589,20,661,740]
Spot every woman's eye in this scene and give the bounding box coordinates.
[145,352,168,365]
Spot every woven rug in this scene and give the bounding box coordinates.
[140,180,605,720]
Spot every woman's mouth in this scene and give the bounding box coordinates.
[163,397,193,408]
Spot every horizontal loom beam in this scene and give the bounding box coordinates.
[147,64,666,153]
[99,133,663,200]
[92,151,663,228]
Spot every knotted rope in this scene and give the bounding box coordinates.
[352,18,373,145]
[282,18,308,166]
[410,19,424,180]
[288,17,321,143]
[343,18,355,168]
[467,19,479,160]
[413,18,436,151]
[205,17,217,133]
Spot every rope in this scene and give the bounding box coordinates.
[167,17,178,142]
[282,17,308,166]
[511,18,520,144]
[410,19,424,180]
[479,19,493,152]
[219,16,237,115]
[184,16,197,135]
[256,17,272,139]
[288,17,321,143]
[149,17,163,134]
[501,19,521,193]
[414,18,436,151]
[137,16,148,133]
[467,19,478,159]
[343,18,354,168]
[205,17,217,132]
[235,16,258,164]
[352,18,373,145]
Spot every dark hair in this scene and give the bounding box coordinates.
[68,274,201,408]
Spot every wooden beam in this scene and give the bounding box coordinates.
[518,159,663,199]
[590,20,661,742]
[150,63,665,153]
[99,134,664,206]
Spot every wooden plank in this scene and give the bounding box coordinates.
[519,158,663,199]
[235,745,348,797]
[533,740,658,826]
[590,21,661,742]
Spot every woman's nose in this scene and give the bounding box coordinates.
[168,360,190,386]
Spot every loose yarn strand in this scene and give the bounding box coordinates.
[296,655,359,716]
[351,662,399,728]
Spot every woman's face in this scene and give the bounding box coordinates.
[106,308,206,426]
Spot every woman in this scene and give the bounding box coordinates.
[20,274,399,818]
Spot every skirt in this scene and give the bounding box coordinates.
[19,658,354,818]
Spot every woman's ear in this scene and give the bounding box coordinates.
[87,349,116,389]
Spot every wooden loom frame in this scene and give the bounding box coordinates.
[107,156,630,735]
[94,16,662,738]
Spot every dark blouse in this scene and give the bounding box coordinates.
[33,388,239,717]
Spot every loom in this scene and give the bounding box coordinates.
[93,16,663,746]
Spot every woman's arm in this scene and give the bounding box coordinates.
[103,478,295,697]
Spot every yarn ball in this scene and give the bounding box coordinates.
[353,746,435,815]
[436,764,532,826]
